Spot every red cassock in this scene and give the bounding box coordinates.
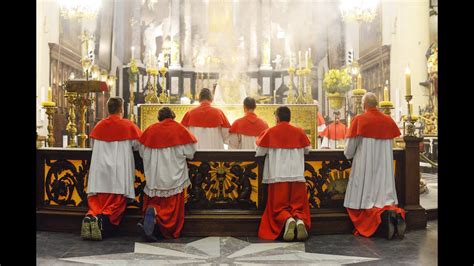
[345,108,404,237]
[320,122,347,140]
[256,122,311,240]
[87,114,142,225]
[229,112,269,137]
[139,119,197,239]
[181,101,231,128]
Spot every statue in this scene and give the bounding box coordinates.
[272,54,283,70]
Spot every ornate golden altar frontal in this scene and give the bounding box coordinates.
[139,104,319,148]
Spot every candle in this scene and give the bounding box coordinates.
[347,115,351,128]
[48,86,52,102]
[308,48,311,59]
[357,74,362,90]
[273,90,277,104]
[305,51,309,69]
[298,50,302,69]
[384,86,389,101]
[405,66,411,96]
[131,46,135,59]
[289,52,293,68]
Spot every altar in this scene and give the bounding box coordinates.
[36,136,426,236]
[139,104,319,148]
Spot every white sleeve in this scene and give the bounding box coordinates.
[138,143,146,158]
[228,133,241,149]
[304,145,311,155]
[131,139,140,151]
[221,127,230,143]
[344,137,361,159]
[255,146,269,157]
[183,143,197,160]
[321,137,330,149]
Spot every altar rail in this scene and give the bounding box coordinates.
[36,137,426,236]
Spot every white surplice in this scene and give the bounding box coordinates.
[255,146,311,184]
[228,133,257,150]
[138,143,197,197]
[320,137,345,149]
[343,136,398,209]
[87,139,140,199]
[187,126,229,150]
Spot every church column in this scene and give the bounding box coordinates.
[130,0,142,65]
[182,0,192,70]
[248,0,259,71]
[386,0,430,121]
[259,0,272,70]
[169,0,181,70]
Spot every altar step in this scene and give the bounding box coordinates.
[37,209,429,237]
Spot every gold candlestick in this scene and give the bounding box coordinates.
[65,92,78,148]
[296,69,305,104]
[75,94,93,148]
[287,66,296,104]
[129,80,136,123]
[304,67,313,104]
[159,66,169,103]
[42,105,57,147]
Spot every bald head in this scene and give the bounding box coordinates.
[362,92,378,110]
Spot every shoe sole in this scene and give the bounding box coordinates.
[81,218,91,240]
[387,212,396,240]
[296,223,308,241]
[144,208,156,240]
[283,220,296,241]
[90,217,103,241]
[396,215,406,239]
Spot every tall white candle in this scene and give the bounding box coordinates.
[131,46,135,60]
[298,50,302,69]
[405,66,411,96]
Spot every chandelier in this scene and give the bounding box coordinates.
[340,0,379,23]
[59,0,101,20]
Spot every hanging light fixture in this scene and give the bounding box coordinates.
[59,0,101,20]
[340,0,379,23]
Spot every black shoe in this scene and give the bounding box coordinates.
[380,210,396,240]
[395,213,406,239]
[143,207,158,242]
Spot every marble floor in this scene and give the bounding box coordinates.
[37,220,437,265]
[420,172,438,211]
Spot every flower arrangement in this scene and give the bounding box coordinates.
[128,59,139,83]
[323,68,352,94]
[427,48,437,74]
[146,68,159,76]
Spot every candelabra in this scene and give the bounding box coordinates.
[129,80,136,123]
[403,95,424,137]
[65,91,78,148]
[296,69,305,104]
[74,94,93,148]
[287,67,296,104]
[304,68,313,104]
[42,105,57,147]
[159,66,169,103]
[145,73,159,103]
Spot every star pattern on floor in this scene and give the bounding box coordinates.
[61,236,380,265]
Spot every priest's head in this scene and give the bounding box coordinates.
[158,107,176,121]
[107,97,124,117]
[274,106,291,123]
[333,111,341,123]
[243,97,257,113]
[199,88,213,103]
[362,92,378,111]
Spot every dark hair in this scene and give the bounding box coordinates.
[243,97,257,110]
[107,97,123,114]
[333,111,341,116]
[199,88,213,102]
[158,107,176,121]
[275,106,291,122]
